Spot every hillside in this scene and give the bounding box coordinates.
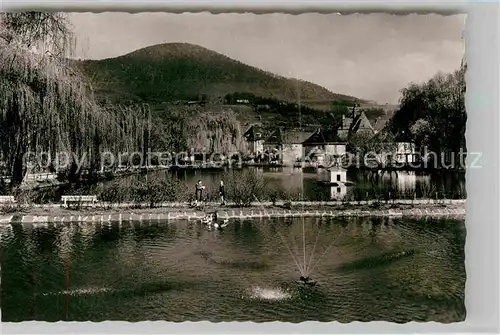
[77,43,366,107]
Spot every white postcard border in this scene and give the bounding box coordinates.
[0,1,498,334]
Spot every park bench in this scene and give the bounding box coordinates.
[23,173,58,182]
[0,195,16,205]
[61,195,98,208]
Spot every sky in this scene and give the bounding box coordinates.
[69,12,465,104]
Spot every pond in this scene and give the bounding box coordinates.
[1,216,466,322]
[117,167,466,201]
[26,167,466,203]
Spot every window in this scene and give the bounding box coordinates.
[336,174,341,181]
[337,187,341,193]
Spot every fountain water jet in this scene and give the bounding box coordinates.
[253,194,306,276]
[252,193,345,283]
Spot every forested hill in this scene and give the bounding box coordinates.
[76,42,366,106]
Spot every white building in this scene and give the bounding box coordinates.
[243,125,264,155]
[395,142,417,164]
[329,167,348,184]
[302,128,347,166]
[263,129,314,165]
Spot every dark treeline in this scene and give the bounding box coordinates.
[225,92,341,131]
[388,60,466,156]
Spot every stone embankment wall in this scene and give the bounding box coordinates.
[0,199,466,226]
[17,199,465,209]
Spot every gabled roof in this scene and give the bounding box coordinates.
[373,119,388,132]
[265,129,314,145]
[337,111,375,141]
[302,128,345,145]
[350,111,375,134]
[244,124,263,141]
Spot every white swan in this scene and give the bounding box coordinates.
[214,219,229,229]
[201,215,213,225]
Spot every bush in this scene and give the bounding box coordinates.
[225,169,266,206]
[141,175,190,206]
[97,180,129,203]
[266,183,288,205]
[95,175,190,207]
[0,178,9,195]
[418,183,436,199]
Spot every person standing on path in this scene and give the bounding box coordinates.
[195,180,205,206]
[219,180,225,206]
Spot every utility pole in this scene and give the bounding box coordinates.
[297,77,301,131]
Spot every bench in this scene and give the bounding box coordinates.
[0,195,15,204]
[24,173,58,182]
[61,195,98,208]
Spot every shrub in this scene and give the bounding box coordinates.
[266,183,288,205]
[418,183,436,199]
[96,175,190,207]
[96,181,128,203]
[12,187,37,205]
[225,169,266,206]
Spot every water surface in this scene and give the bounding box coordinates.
[130,167,466,200]
[0,216,466,322]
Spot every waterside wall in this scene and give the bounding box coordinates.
[0,199,466,226]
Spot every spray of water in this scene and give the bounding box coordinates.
[40,287,112,296]
[247,286,292,301]
[253,194,305,276]
[270,223,306,276]
[307,233,343,276]
[252,192,344,280]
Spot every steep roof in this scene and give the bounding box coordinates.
[337,111,375,141]
[350,111,375,134]
[265,129,314,144]
[243,124,263,141]
[302,128,344,145]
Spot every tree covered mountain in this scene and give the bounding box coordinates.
[76,43,365,106]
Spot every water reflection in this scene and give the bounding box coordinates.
[1,216,465,323]
[376,171,432,193]
[90,167,465,201]
[330,184,347,200]
[261,166,305,195]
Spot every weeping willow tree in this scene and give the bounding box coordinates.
[0,13,147,187]
[141,104,246,154]
[186,107,245,154]
[1,13,250,192]
[101,104,154,166]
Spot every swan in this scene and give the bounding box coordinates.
[213,219,229,229]
[201,215,213,225]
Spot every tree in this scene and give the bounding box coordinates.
[409,118,432,147]
[1,13,96,186]
[0,13,154,186]
[330,102,350,118]
[185,107,245,154]
[390,60,466,155]
[349,131,398,167]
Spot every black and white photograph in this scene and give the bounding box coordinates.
[1,11,467,323]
